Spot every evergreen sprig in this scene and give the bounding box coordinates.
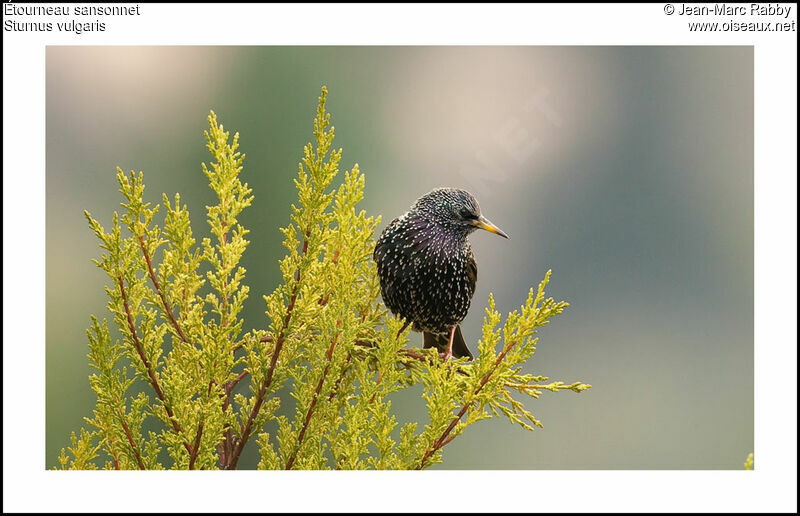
[59,86,590,470]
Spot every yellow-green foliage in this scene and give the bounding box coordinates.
[59,87,590,470]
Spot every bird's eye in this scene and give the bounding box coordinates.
[459,208,476,220]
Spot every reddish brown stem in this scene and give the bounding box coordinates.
[227,370,249,395]
[107,437,121,470]
[416,340,518,469]
[118,409,145,470]
[138,236,190,344]
[353,340,427,362]
[217,442,226,467]
[400,349,428,361]
[285,335,338,470]
[211,214,245,466]
[215,368,250,467]
[117,275,193,456]
[439,434,457,448]
[189,421,204,470]
[207,378,216,397]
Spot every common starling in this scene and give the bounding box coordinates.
[374,188,508,360]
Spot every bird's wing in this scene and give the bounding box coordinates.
[466,247,477,297]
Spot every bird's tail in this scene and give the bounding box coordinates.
[423,326,473,360]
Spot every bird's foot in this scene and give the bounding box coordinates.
[439,351,453,361]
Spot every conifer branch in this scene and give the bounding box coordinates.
[227,232,310,470]
[217,366,243,467]
[118,409,145,470]
[189,421,204,470]
[116,275,192,456]
[286,332,338,469]
[328,351,353,402]
[265,231,309,388]
[107,437,121,470]
[353,340,437,372]
[416,339,517,469]
[226,371,249,401]
[400,348,429,362]
[219,219,230,329]
[232,333,272,354]
[137,235,190,344]
[216,368,241,466]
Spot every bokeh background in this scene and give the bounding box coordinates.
[46,46,753,469]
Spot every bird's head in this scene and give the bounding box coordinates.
[412,187,509,239]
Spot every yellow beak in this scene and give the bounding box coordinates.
[472,215,509,239]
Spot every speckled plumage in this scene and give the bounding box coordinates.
[374,188,507,359]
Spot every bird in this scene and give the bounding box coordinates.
[373,187,509,360]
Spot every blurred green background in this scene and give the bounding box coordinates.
[46,46,753,469]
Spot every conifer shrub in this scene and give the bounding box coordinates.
[58,87,590,470]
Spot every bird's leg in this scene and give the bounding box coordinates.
[442,326,456,361]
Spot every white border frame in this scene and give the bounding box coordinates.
[3,3,796,513]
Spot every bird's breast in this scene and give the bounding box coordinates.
[374,214,475,333]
